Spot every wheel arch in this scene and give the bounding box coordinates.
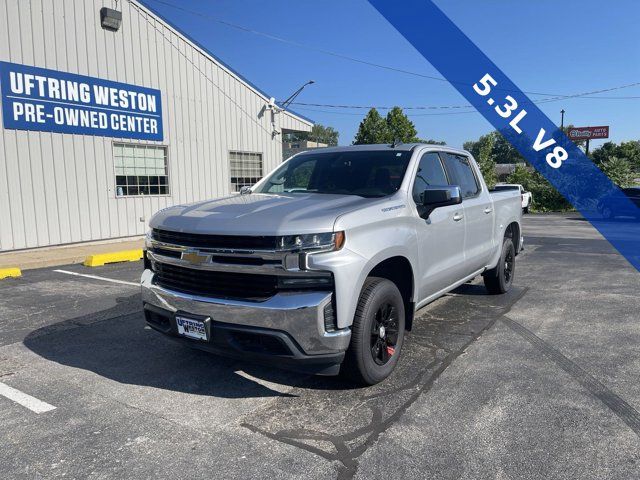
[504,221,521,253]
[366,255,416,331]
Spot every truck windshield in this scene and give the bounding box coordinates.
[254,150,413,198]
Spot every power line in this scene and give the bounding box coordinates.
[144,0,640,100]
[290,102,473,110]
[289,86,640,111]
[293,107,479,117]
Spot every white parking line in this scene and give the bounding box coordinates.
[54,269,139,287]
[0,382,56,414]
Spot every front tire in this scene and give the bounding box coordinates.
[342,278,405,386]
[523,205,529,214]
[483,237,515,294]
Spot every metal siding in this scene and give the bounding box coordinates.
[0,0,311,251]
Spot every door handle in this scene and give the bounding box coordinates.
[483,207,493,214]
[453,212,464,222]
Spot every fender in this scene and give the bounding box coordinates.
[487,218,521,269]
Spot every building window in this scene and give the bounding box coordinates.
[114,143,169,197]
[230,151,263,192]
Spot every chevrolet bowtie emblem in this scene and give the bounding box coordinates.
[181,250,211,265]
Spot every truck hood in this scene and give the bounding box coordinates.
[149,193,379,235]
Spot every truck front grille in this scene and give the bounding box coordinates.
[152,228,277,250]
[154,263,278,301]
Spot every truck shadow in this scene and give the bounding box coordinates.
[22,280,527,476]
[22,292,318,399]
[22,282,525,402]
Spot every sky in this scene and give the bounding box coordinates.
[140,0,640,149]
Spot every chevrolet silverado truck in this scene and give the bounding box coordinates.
[142,144,523,385]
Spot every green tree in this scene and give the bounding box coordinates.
[384,107,418,143]
[464,131,524,164]
[506,163,532,187]
[591,141,639,185]
[309,124,339,146]
[591,141,618,164]
[597,156,633,187]
[353,108,389,144]
[353,107,445,145]
[476,132,498,189]
[617,141,640,171]
[493,133,524,164]
[417,138,446,145]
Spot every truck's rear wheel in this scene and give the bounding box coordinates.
[483,237,515,294]
[342,278,405,386]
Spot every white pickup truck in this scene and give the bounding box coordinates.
[142,144,523,385]
[494,183,532,213]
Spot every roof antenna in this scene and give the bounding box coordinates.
[391,138,402,148]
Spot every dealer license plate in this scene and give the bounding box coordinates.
[175,316,208,341]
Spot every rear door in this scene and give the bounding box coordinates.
[441,152,495,272]
[410,151,467,300]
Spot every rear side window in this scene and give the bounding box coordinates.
[412,152,449,204]
[441,153,480,198]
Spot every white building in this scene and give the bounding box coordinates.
[282,139,328,160]
[0,0,312,252]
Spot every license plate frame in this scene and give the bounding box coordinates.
[175,314,210,341]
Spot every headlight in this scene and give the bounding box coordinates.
[145,230,153,249]
[277,231,345,252]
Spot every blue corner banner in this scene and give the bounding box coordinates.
[0,61,163,141]
[368,0,640,271]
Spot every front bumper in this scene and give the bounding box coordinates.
[141,269,351,375]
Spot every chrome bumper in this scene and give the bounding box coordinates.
[141,269,351,356]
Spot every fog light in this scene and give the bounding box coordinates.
[323,301,337,332]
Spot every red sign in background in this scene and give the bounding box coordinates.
[567,126,610,141]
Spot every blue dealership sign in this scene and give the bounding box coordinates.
[0,61,163,141]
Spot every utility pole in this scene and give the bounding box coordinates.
[560,109,565,131]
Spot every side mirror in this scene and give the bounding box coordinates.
[239,186,252,195]
[419,185,462,218]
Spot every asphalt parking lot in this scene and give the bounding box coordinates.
[1,213,639,479]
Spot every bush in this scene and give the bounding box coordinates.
[507,165,572,212]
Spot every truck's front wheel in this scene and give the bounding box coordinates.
[342,278,405,386]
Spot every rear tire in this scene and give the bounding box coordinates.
[483,237,515,294]
[342,278,405,386]
[523,206,529,214]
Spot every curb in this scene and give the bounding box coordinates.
[0,268,22,280]
[84,249,144,267]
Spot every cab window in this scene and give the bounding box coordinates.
[441,153,480,198]
[411,152,449,204]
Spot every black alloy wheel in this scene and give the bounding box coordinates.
[503,246,514,285]
[370,302,399,366]
[342,277,406,386]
